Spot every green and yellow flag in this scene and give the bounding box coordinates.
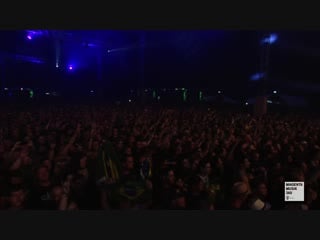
[96,140,121,184]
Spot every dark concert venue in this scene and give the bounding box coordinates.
[0,30,320,210]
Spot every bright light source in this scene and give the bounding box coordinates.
[56,63,59,68]
[107,49,111,53]
[90,90,94,93]
[4,88,8,91]
[245,102,249,105]
[218,91,222,94]
[262,33,278,44]
[175,88,178,91]
[273,90,277,94]
[20,88,23,91]
[267,100,272,103]
[129,99,132,102]
[68,66,73,70]
[27,35,32,40]
[45,92,50,95]
[269,34,278,44]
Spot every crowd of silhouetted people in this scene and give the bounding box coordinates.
[1,104,320,210]
[153,109,320,210]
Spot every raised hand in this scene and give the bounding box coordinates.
[62,180,71,195]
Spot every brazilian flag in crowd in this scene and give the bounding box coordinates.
[96,140,151,207]
[117,160,152,206]
[96,140,121,184]
[96,140,123,207]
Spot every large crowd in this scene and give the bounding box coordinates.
[1,104,320,210]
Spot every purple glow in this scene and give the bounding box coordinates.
[15,54,45,64]
[261,33,278,45]
[68,66,73,70]
[27,35,32,40]
[250,72,265,81]
[268,34,278,44]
